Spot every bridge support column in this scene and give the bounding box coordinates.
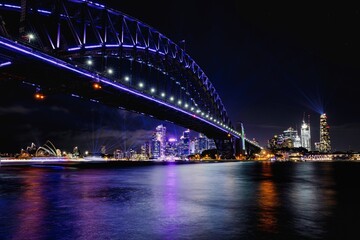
[214,138,235,159]
[235,138,246,157]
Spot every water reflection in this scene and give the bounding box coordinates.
[257,162,279,233]
[288,163,337,238]
[162,164,178,239]
[12,168,46,240]
[1,162,359,239]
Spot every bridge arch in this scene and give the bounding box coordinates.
[0,0,262,156]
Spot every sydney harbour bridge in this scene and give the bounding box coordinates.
[0,0,261,158]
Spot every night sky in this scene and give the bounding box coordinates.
[1,1,359,153]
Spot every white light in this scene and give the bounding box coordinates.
[28,33,35,40]
[124,76,130,81]
[107,68,114,74]
[177,100,182,105]
[86,59,93,65]
[201,112,205,116]
[150,88,156,93]
[138,82,144,88]
[161,92,166,97]
[210,117,213,120]
[196,109,201,113]
[169,96,174,101]
[190,107,194,111]
[184,104,189,108]
[206,115,209,118]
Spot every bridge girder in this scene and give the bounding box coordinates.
[0,0,262,151]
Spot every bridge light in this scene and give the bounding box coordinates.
[210,117,213,120]
[27,33,35,43]
[190,107,194,111]
[206,115,209,118]
[177,100,182,105]
[169,96,174,102]
[196,109,201,113]
[93,82,102,89]
[184,103,189,108]
[107,68,114,74]
[228,133,231,138]
[138,82,144,88]
[150,88,156,93]
[201,112,205,116]
[86,59,93,66]
[34,92,45,100]
[161,92,166,98]
[124,76,130,82]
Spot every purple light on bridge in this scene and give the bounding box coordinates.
[0,61,11,68]
[0,37,247,141]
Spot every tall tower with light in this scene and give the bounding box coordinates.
[319,113,331,152]
[301,115,311,151]
[155,124,167,159]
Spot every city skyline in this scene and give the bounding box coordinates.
[0,1,359,152]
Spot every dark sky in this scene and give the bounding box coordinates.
[1,1,360,153]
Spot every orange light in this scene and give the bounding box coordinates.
[93,83,102,89]
[35,93,45,100]
[227,133,231,137]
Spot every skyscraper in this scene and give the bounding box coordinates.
[319,113,331,152]
[301,116,311,151]
[151,132,160,159]
[179,129,190,158]
[155,124,166,159]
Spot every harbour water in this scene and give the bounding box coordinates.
[1,161,359,239]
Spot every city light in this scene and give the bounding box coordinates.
[170,96,174,101]
[177,100,182,105]
[124,76,130,81]
[150,88,156,93]
[184,103,189,108]
[138,82,144,88]
[161,92,166,97]
[107,68,114,74]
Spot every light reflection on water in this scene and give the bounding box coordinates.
[1,161,360,239]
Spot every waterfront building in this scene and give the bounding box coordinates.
[208,139,216,150]
[113,149,123,159]
[190,139,196,154]
[179,129,190,158]
[198,133,208,153]
[165,138,178,157]
[301,118,311,151]
[151,132,161,159]
[155,124,167,159]
[319,113,331,152]
[268,127,301,149]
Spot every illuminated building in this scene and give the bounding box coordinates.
[198,133,208,154]
[155,124,167,159]
[268,127,301,149]
[151,133,160,159]
[208,139,216,150]
[165,138,178,157]
[179,129,190,158]
[319,113,331,153]
[301,117,311,151]
[283,127,301,148]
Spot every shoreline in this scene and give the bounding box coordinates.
[0,158,242,168]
